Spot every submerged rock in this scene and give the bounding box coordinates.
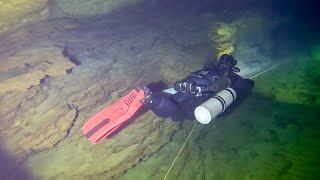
[0,44,181,178]
[0,47,78,164]
[0,4,190,177]
[55,0,145,18]
[207,11,281,77]
[0,0,149,36]
[0,0,49,35]
[209,23,237,58]
[0,47,76,94]
[0,1,295,179]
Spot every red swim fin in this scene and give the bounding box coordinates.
[82,88,146,144]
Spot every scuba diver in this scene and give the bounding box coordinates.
[82,54,254,144]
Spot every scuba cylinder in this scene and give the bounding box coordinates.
[194,87,237,124]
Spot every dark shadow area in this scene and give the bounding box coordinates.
[0,139,32,179]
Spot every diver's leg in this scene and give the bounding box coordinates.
[146,81,169,93]
[148,91,185,121]
[231,75,254,99]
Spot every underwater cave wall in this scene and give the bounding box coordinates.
[0,0,150,36]
[0,0,283,37]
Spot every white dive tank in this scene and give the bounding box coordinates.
[194,88,237,124]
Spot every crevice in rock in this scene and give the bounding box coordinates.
[62,47,81,65]
[149,36,161,51]
[24,63,32,69]
[44,60,53,64]
[66,67,74,74]
[66,104,80,136]
[39,75,50,85]
[194,127,207,178]
[52,103,79,147]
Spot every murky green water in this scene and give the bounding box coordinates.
[1,1,320,179]
[122,46,320,179]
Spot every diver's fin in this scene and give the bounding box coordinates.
[82,88,146,144]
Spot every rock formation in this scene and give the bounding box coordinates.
[0,44,181,179]
[0,47,75,94]
[0,0,49,35]
[0,0,147,36]
[209,23,237,58]
[0,1,291,179]
[208,12,281,76]
[0,5,190,177]
[55,0,145,18]
[0,47,76,161]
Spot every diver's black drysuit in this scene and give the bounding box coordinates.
[146,54,254,121]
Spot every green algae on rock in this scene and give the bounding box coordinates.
[209,23,237,58]
[208,12,281,76]
[254,55,320,105]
